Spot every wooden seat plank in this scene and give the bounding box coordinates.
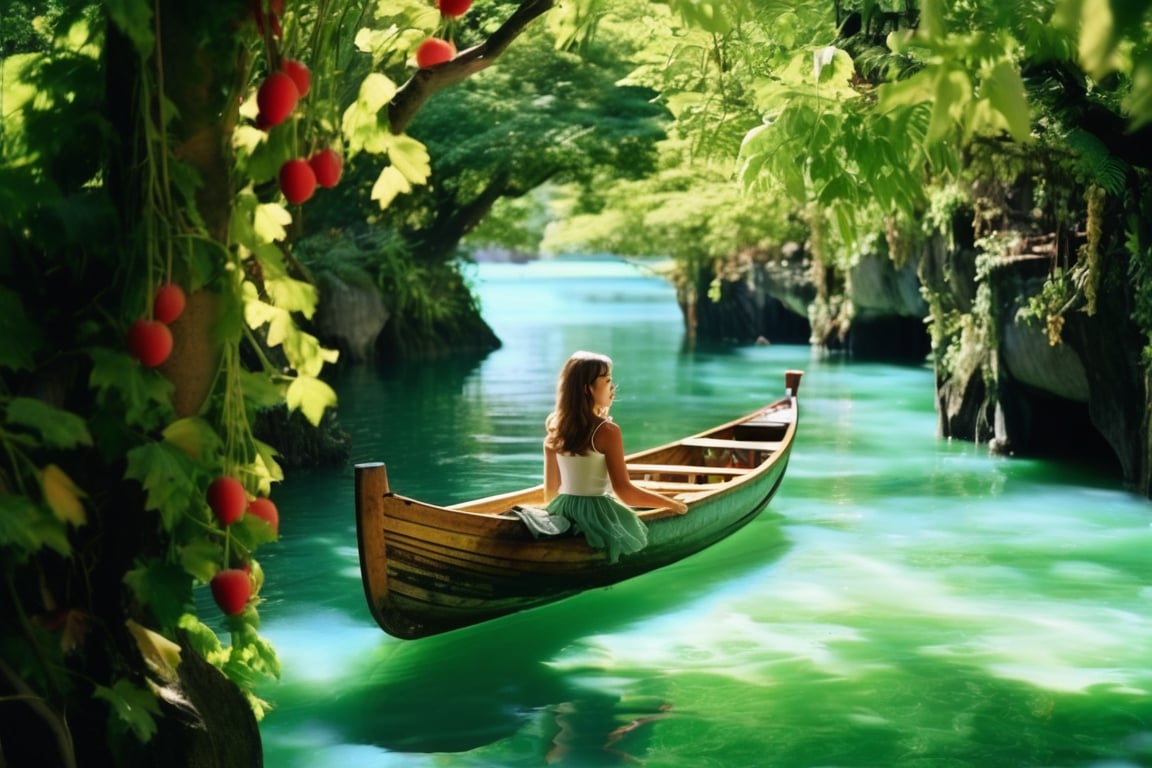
[627,463,751,476]
[680,437,783,452]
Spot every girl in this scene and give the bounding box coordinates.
[543,351,688,563]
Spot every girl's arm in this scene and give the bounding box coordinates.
[595,422,689,514]
[543,444,560,502]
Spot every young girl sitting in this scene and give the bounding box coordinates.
[543,350,688,562]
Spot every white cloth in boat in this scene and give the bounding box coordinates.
[509,505,571,537]
[545,420,648,563]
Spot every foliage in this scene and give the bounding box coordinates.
[0,0,494,757]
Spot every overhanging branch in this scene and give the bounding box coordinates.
[388,0,556,134]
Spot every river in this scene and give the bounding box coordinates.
[255,258,1152,767]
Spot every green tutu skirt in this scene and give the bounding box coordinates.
[546,493,648,563]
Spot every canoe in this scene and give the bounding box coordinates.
[355,369,803,640]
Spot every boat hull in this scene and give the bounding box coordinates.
[356,371,801,639]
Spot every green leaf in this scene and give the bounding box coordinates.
[93,679,161,742]
[162,417,221,461]
[5,397,93,449]
[0,287,41,371]
[124,559,194,628]
[88,348,175,430]
[104,0,155,57]
[178,536,223,584]
[0,494,43,556]
[125,442,201,530]
[285,376,338,426]
[239,370,286,409]
[982,59,1031,142]
[927,69,971,144]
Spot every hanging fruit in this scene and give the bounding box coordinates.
[257,71,299,128]
[127,319,173,367]
[279,158,317,204]
[308,149,343,189]
[415,38,456,68]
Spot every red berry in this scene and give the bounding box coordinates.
[210,569,252,616]
[279,59,311,98]
[438,0,472,17]
[308,149,343,188]
[207,476,247,527]
[127,319,173,367]
[153,283,186,324]
[247,497,279,534]
[415,38,456,69]
[279,158,317,204]
[257,72,299,128]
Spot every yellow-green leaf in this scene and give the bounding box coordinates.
[371,165,412,209]
[286,376,338,426]
[254,202,292,244]
[162,417,219,460]
[982,59,1031,142]
[126,619,182,683]
[41,464,86,527]
[386,134,431,185]
[266,275,318,317]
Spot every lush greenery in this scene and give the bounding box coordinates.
[1,0,1151,764]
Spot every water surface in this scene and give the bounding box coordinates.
[257,259,1152,767]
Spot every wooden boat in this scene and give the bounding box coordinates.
[355,369,803,640]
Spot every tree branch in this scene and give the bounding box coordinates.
[388,0,556,134]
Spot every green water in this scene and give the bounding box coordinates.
[257,260,1152,768]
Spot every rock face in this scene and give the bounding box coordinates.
[685,246,812,345]
[847,250,931,360]
[313,270,390,364]
[696,224,1147,494]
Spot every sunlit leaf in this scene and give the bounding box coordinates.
[982,60,1031,142]
[927,69,971,144]
[254,203,292,244]
[371,165,412,209]
[342,73,397,156]
[266,276,318,317]
[281,327,339,378]
[126,619,182,684]
[385,134,431,184]
[285,376,338,426]
[41,464,86,527]
[1077,0,1119,77]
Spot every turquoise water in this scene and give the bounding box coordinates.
[257,260,1152,767]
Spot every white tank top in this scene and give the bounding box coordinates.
[556,421,611,496]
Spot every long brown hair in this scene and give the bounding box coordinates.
[544,350,611,454]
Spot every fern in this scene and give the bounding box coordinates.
[1064,129,1129,195]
